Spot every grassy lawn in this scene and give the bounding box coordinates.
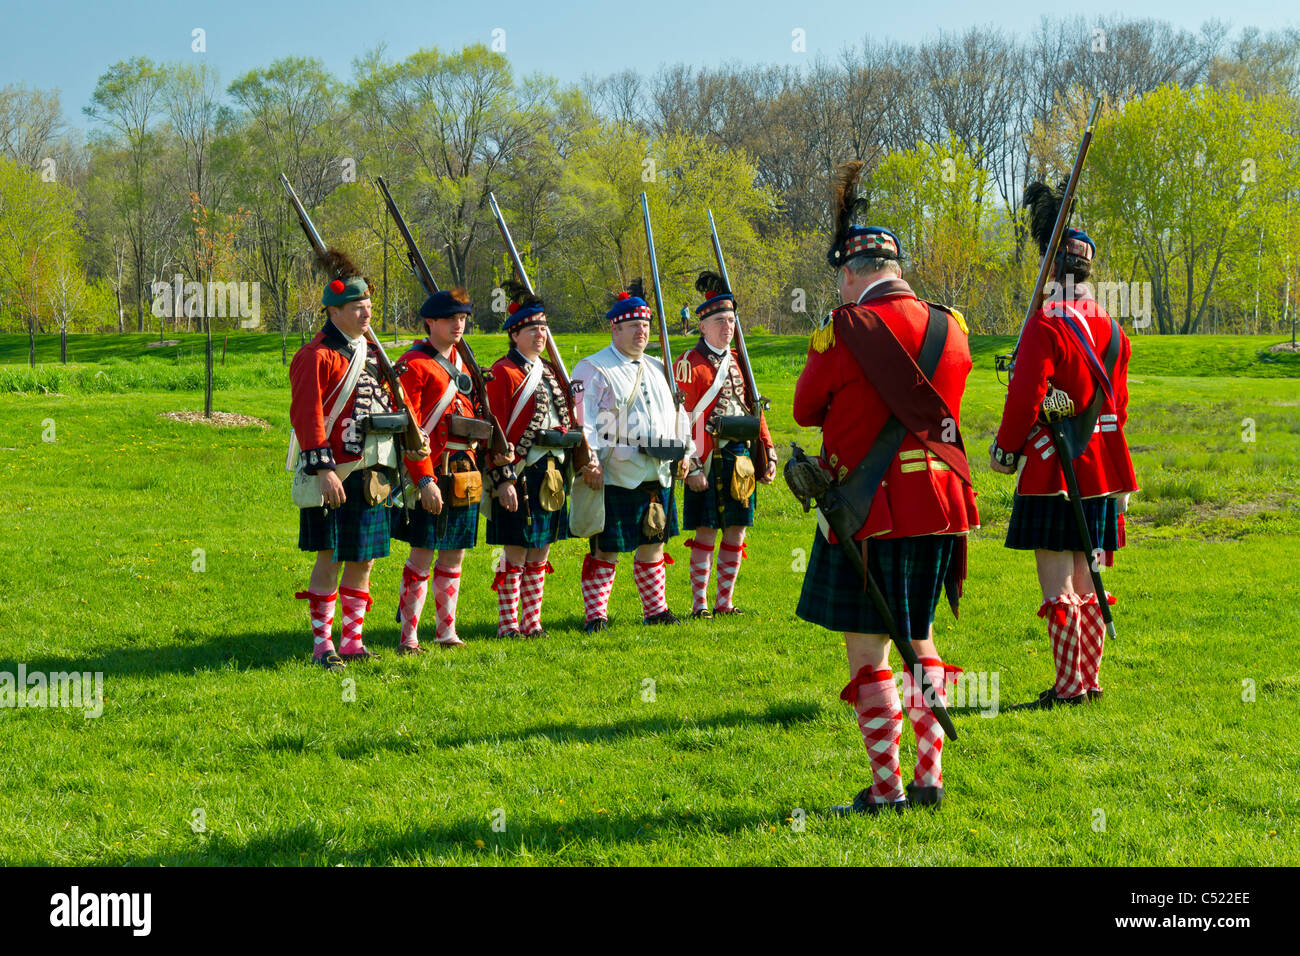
[0,331,1296,865]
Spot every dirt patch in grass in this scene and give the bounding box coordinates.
[159,410,270,429]
[1267,341,1300,354]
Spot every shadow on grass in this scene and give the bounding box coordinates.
[105,804,788,866]
[0,628,308,678]
[319,698,825,758]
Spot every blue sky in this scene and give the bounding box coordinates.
[6,0,1297,129]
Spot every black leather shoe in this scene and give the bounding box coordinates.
[643,610,681,625]
[522,628,548,639]
[905,782,944,809]
[690,609,713,620]
[1008,688,1087,711]
[713,606,745,616]
[831,788,908,816]
[1087,688,1104,701]
[584,617,609,634]
[499,629,523,640]
[339,647,381,662]
[315,651,346,672]
[395,643,426,656]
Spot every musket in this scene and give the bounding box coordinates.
[375,176,510,463]
[705,208,771,480]
[640,192,688,498]
[486,191,591,472]
[279,173,429,463]
[996,98,1102,375]
[785,442,958,741]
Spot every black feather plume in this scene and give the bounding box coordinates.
[694,270,729,298]
[503,277,542,310]
[827,160,871,266]
[1023,181,1067,255]
[314,246,364,280]
[628,277,646,300]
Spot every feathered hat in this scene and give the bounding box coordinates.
[826,160,901,268]
[605,277,653,324]
[316,247,371,307]
[694,270,736,320]
[1024,180,1095,263]
[502,278,546,333]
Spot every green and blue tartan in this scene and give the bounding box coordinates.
[796,532,955,640]
[393,499,480,551]
[683,441,756,530]
[593,481,679,553]
[297,469,395,562]
[486,455,570,548]
[1005,494,1119,553]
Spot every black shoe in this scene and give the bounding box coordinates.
[831,788,909,817]
[905,782,944,809]
[339,647,381,661]
[584,617,609,634]
[396,643,427,656]
[499,629,523,640]
[1008,688,1087,711]
[1087,688,1104,701]
[690,608,713,620]
[643,610,681,626]
[315,651,346,672]
[713,606,745,616]
[522,628,548,639]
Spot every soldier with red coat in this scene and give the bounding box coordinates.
[674,271,777,618]
[289,249,409,670]
[483,282,587,638]
[990,182,1138,711]
[793,161,978,814]
[391,288,497,651]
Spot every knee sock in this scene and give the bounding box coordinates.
[519,561,553,633]
[685,538,714,613]
[902,658,952,788]
[492,561,524,636]
[338,586,372,655]
[1041,594,1086,699]
[633,558,668,618]
[1079,593,1113,691]
[295,589,337,659]
[841,665,905,804]
[714,539,745,611]
[433,566,462,643]
[581,554,617,622]
[397,561,430,649]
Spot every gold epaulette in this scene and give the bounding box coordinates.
[811,312,836,353]
[674,355,693,383]
[930,301,970,335]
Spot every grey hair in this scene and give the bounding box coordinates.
[843,256,902,279]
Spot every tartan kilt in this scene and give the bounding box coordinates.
[393,499,480,551]
[593,481,679,553]
[796,531,955,640]
[683,441,756,530]
[1005,494,1120,553]
[297,468,394,563]
[486,454,570,548]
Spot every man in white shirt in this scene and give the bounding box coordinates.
[572,287,694,632]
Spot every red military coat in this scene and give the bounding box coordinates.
[995,292,1138,498]
[673,337,774,464]
[485,348,576,468]
[793,279,979,541]
[397,340,480,482]
[288,320,394,473]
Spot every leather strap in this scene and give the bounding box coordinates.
[1062,316,1121,459]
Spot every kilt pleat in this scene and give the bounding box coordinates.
[1005,494,1119,553]
[393,499,480,551]
[594,481,679,553]
[796,532,955,640]
[486,455,571,548]
[683,441,757,530]
[297,469,394,562]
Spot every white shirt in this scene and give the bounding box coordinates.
[573,343,694,489]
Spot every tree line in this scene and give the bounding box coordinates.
[2,15,1299,365]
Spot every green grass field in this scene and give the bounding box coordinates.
[0,331,1297,865]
